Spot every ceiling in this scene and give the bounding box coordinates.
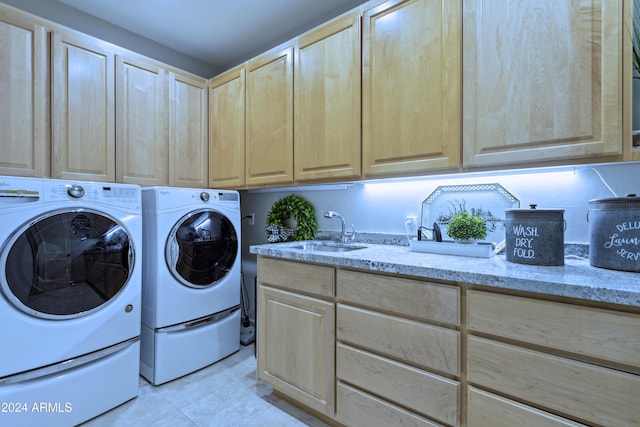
[55,0,368,74]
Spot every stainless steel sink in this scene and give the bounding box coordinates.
[291,243,366,253]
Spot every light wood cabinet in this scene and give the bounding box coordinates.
[335,270,460,427]
[462,0,624,167]
[116,55,168,186]
[245,46,294,186]
[169,71,208,188]
[256,256,640,426]
[0,9,48,178]
[337,343,458,427]
[362,0,461,177]
[52,30,116,182]
[293,11,361,181]
[467,290,640,426]
[256,258,335,416]
[209,65,246,188]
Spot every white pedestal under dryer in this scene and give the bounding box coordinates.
[0,176,142,427]
[140,187,241,385]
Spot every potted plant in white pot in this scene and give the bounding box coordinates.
[446,211,487,244]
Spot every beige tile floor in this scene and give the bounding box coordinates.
[81,343,329,427]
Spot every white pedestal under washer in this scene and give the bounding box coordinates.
[140,187,241,385]
[0,176,142,427]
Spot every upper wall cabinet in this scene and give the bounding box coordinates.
[116,55,168,186]
[209,65,246,189]
[245,45,294,186]
[293,11,362,181]
[52,30,116,182]
[463,0,624,168]
[362,0,462,177]
[0,10,48,178]
[168,71,208,188]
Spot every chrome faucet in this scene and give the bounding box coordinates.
[323,211,355,243]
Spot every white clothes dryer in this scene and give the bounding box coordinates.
[140,187,241,385]
[0,176,142,427]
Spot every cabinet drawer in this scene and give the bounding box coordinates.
[468,336,640,427]
[337,269,459,326]
[337,382,443,427]
[467,290,640,368]
[337,304,459,375]
[337,343,459,426]
[467,387,586,427]
[258,257,334,297]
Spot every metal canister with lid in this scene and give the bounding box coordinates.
[588,194,640,272]
[505,204,565,266]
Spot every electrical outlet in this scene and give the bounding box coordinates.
[248,213,255,225]
[405,216,417,236]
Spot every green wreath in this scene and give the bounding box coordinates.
[266,194,318,243]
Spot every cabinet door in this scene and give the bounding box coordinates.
[294,12,361,181]
[246,46,294,186]
[169,71,208,188]
[116,55,168,186]
[362,0,461,177]
[463,0,623,167]
[0,10,48,178]
[52,31,115,182]
[257,285,335,416]
[209,65,245,188]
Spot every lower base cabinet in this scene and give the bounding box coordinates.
[256,258,335,417]
[467,290,640,427]
[336,343,458,427]
[256,257,640,427]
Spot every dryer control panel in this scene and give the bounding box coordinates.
[43,181,141,210]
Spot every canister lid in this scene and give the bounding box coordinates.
[589,194,640,209]
[505,204,564,220]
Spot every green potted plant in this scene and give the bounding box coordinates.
[446,211,487,244]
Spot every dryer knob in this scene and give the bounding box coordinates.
[67,184,85,198]
[200,192,210,202]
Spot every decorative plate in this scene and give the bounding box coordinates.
[420,183,519,244]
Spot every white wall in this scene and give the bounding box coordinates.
[238,161,640,320]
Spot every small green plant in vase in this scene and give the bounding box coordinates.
[446,211,487,244]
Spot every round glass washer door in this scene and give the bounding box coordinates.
[1,209,134,320]
[165,209,238,288]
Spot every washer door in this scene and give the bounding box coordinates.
[165,209,238,288]
[1,209,134,319]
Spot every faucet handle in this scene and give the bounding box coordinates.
[344,224,356,241]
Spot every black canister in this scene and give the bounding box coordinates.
[505,205,565,266]
[588,194,640,272]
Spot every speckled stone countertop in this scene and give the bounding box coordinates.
[249,240,640,308]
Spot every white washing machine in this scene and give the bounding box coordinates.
[140,186,241,385]
[0,176,142,427]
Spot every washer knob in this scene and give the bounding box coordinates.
[200,192,210,202]
[67,184,85,198]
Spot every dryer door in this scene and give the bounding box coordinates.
[165,209,238,288]
[1,209,134,319]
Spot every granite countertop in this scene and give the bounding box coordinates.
[249,240,640,308]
